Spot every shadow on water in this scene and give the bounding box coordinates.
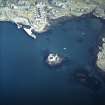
[1,14,105,105]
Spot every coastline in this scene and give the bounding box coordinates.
[3,2,104,72]
[1,12,105,105]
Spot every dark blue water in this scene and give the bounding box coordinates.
[0,16,105,105]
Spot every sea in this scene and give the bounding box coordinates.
[0,15,105,105]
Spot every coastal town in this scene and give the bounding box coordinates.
[0,0,105,38]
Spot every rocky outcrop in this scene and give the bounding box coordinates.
[97,37,105,71]
[45,53,63,67]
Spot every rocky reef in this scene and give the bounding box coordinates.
[72,68,102,91]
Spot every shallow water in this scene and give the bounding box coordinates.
[0,16,105,105]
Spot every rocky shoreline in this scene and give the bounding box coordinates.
[0,0,105,38]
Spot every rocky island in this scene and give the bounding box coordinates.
[1,0,105,71]
[45,53,63,67]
